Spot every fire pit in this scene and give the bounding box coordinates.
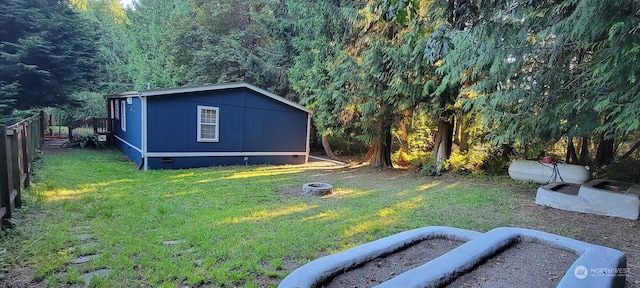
[302,182,333,196]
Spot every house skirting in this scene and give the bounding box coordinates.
[145,153,307,169]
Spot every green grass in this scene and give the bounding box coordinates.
[1,149,528,287]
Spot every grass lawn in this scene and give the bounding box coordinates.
[0,149,637,287]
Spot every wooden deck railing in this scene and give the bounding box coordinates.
[0,111,46,230]
[68,117,112,140]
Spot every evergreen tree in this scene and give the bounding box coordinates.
[124,0,187,90]
[0,0,100,119]
[385,0,640,166]
[164,0,262,86]
[287,0,363,157]
[86,0,131,93]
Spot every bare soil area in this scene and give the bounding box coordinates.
[445,241,577,288]
[320,238,463,288]
[551,183,580,195]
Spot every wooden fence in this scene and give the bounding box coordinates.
[0,111,45,230]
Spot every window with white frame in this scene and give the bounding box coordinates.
[120,100,126,132]
[197,106,219,142]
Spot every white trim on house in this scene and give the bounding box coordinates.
[305,113,311,164]
[114,135,142,153]
[140,94,148,171]
[197,105,219,142]
[145,151,307,157]
[120,100,126,132]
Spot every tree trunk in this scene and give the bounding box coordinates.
[363,142,377,163]
[459,115,469,153]
[579,136,590,163]
[595,135,615,166]
[566,137,578,163]
[433,117,455,171]
[397,110,411,166]
[321,134,336,159]
[622,140,640,159]
[453,115,462,145]
[309,122,320,152]
[368,122,393,168]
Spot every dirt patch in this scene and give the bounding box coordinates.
[320,238,463,288]
[1,266,45,288]
[40,139,71,155]
[278,186,305,197]
[445,241,577,288]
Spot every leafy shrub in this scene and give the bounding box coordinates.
[390,150,444,175]
[481,146,513,176]
[46,91,106,125]
[407,151,432,167]
[64,134,105,149]
[328,134,368,156]
[446,149,487,174]
[419,159,448,176]
[601,158,640,184]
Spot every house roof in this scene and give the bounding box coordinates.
[104,82,312,114]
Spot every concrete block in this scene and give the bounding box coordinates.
[279,227,627,288]
[379,227,626,288]
[578,180,640,220]
[536,182,593,212]
[277,226,481,288]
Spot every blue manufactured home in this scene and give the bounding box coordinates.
[104,82,312,170]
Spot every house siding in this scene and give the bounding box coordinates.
[144,87,308,169]
[110,97,143,166]
[146,90,244,153]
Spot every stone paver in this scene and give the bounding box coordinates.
[173,248,195,257]
[72,254,100,264]
[77,234,93,241]
[70,226,91,231]
[162,239,186,245]
[82,269,112,284]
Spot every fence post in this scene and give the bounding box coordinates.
[19,124,30,189]
[0,125,15,220]
[26,119,34,164]
[39,110,45,139]
[10,127,21,208]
